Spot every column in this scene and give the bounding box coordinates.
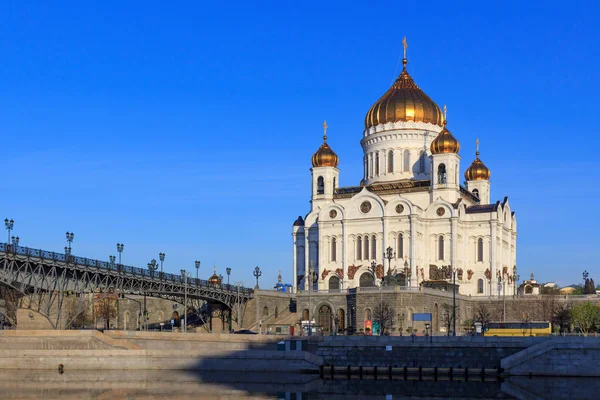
[490,220,497,296]
[292,232,297,293]
[304,229,310,290]
[382,217,388,275]
[409,214,417,287]
[341,221,347,289]
[451,217,458,270]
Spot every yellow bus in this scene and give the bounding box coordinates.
[484,321,552,337]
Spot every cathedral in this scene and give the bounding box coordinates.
[292,41,517,297]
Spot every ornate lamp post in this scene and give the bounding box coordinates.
[226,267,231,286]
[65,232,74,253]
[4,219,14,245]
[219,274,224,287]
[11,236,19,247]
[159,253,165,273]
[181,269,188,333]
[109,255,116,268]
[195,260,201,280]
[370,260,377,286]
[385,246,395,285]
[116,243,124,264]
[308,264,316,336]
[253,266,262,289]
[148,259,158,276]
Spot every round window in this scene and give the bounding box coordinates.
[360,201,372,213]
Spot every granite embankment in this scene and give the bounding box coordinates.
[0,330,321,372]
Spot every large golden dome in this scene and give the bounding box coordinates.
[430,119,460,154]
[364,58,444,130]
[312,121,339,168]
[465,144,491,181]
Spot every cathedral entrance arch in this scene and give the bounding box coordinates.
[329,276,340,290]
[318,305,332,333]
[359,272,375,287]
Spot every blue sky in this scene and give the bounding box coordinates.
[1,2,598,287]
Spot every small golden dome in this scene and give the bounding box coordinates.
[364,58,443,130]
[208,266,222,285]
[430,119,460,154]
[465,144,491,181]
[312,120,339,168]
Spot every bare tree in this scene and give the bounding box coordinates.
[441,303,459,336]
[552,302,572,334]
[94,294,118,330]
[473,303,493,332]
[373,300,395,336]
[520,311,531,336]
[540,296,558,322]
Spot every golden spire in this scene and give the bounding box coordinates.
[476,138,480,156]
[213,265,216,273]
[323,120,328,141]
[443,105,447,122]
[402,36,408,68]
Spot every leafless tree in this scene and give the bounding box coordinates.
[373,300,395,336]
[441,303,459,336]
[540,295,558,322]
[552,302,572,334]
[94,294,118,330]
[473,303,493,331]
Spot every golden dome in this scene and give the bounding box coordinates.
[312,120,339,168]
[465,141,491,181]
[430,119,460,154]
[208,266,222,285]
[364,58,443,130]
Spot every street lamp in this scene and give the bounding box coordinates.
[226,267,231,286]
[159,253,165,273]
[446,265,457,336]
[404,258,410,287]
[109,255,116,268]
[308,264,316,336]
[219,274,224,287]
[385,246,395,284]
[4,219,14,245]
[253,266,262,288]
[370,260,378,286]
[65,232,74,252]
[116,243,124,264]
[583,270,589,282]
[181,269,188,333]
[195,260,201,280]
[11,236,19,247]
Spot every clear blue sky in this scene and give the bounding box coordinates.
[1,2,598,287]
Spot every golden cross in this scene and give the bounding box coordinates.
[213,265,216,273]
[402,36,408,58]
[443,105,447,121]
[476,138,480,154]
[323,120,328,141]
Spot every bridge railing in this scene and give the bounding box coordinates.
[0,243,253,295]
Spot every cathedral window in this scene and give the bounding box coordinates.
[371,235,376,259]
[477,238,484,262]
[331,237,337,262]
[472,189,479,199]
[477,279,484,294]
[388,150,394,173]
[419,150,425,173]
[438,164,447,184]
[369,154,373,177]
[333,177,336,193]
[364,236,370,260]
[357,236,362,260]
[438,236,444,260]
[403,150,410,172]
[398,233,404,259]
[317,176,324,194]
[375,153,380,175]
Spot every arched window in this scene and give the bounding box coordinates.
[388,150,394,173]
[438,236,445,260]
[302,309,309,321]
[357,236,362,260]
[477,238,484,262]
[398,233,404,259]
[364,236,370,260]
[403,150,410,172]
[419,150,425,173]
[331,237,337,262]
[477,279,484,294]
[263,306,269,317]
[371,235,376,259]
[438,164,447,184]
[317,176,324,194]
[364,308,372,322]
[329,275,340,290]
[472,188,479,199]
[360,272,374,287]
[275,307,279,318]
[369,154,373,177]
[375,153,380,175]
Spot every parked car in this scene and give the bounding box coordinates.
[234,329,258,335]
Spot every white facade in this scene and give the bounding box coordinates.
[292,90,517,298]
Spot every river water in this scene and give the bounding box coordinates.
[0,369,596,399]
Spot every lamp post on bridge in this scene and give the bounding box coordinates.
[65,232,74,253]
[116,243,124,265]
[159,253,165,273]
[226,267,231,286]
[195,261,201,280]
[181,269,188,333]
[11,236,19,247]
[4,219,14,245]
[253,266,262,289]
[109,255,116,268]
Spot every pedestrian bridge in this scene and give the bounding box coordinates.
[0,243,254,327]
